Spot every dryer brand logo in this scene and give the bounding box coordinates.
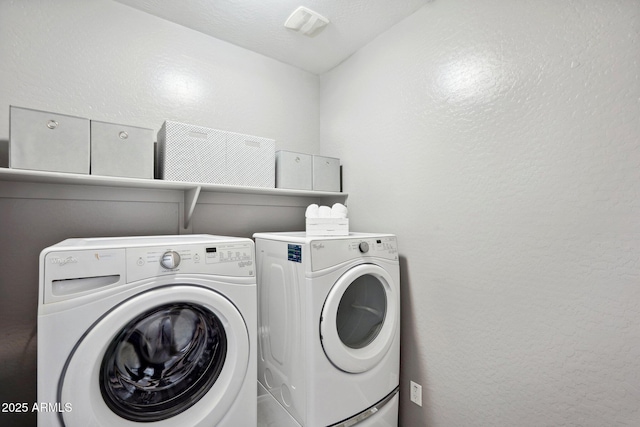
[50,256,78,266]
[312,243,325,251]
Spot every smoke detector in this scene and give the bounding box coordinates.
[284,6,329,37]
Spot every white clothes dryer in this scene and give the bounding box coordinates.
[254,232,400,427]
[37,235,256,427]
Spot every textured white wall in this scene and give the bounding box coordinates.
[320,0,640,426]
[0,0,319,164]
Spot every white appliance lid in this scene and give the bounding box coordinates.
[47,234,251,250]
[252,231,395,244]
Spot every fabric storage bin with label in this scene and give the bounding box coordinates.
[227,132,275,188]
[157,120,227,184]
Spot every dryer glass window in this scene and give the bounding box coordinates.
[336,274,387,349]
[99,302,227,422]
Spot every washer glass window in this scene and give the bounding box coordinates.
[336,274,387,349]
[99,302,227,422]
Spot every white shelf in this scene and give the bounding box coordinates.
[0,168,348,229]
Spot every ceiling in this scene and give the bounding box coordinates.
[114,0,430,74]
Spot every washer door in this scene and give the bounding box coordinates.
[60,285,249,427]
[320,264,398,373]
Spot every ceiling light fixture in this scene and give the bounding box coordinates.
[284,6,329,37]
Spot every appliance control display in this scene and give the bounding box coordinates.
[205,243,253,265]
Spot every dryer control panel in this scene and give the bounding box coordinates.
[310,236,398,272]
[127,241,254,282]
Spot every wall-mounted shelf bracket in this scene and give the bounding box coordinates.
[184,186,201,229]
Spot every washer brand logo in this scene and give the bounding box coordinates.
[312,243,325,250]
[50,256,78,266]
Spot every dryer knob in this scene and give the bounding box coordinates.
[359,242,369,253]
[160,251,181,269]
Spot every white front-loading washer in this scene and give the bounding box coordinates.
[253,232,400,427]
[37,235,256,427]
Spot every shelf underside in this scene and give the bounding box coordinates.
[0,168,348,229]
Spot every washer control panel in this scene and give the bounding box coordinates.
[127,241,254,282]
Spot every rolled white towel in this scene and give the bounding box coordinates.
[305,204,319,218]
[318,205,332,218]
[331,203,348,218]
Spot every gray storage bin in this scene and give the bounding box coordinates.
[312,155,341,192]
[9,106,90,174]
[90,121,154,179]
[276,150,312,190]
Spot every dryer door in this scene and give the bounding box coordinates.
[320,264,398,373]
[59,285,249,427]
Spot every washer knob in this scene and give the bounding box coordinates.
[358,242,369,253]
[160,251,181,269]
